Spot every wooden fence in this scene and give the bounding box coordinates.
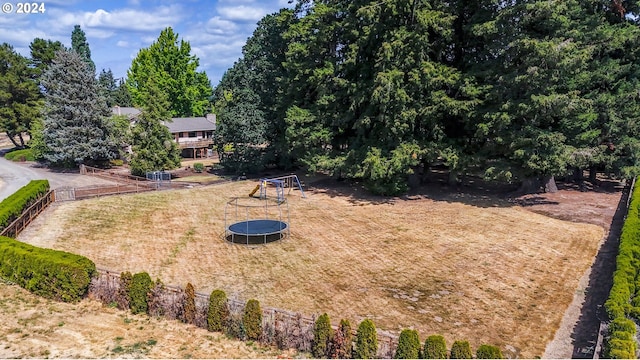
[51,165,192,202]
[89,269,398,358]
[0,190,55,238]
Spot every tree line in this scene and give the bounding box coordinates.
[0,26,211,175]
[214,0,640,194]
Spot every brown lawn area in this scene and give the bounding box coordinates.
[18,179,608,358]
[0,280,296,358]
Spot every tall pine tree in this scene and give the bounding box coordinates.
[40,49,116,166]
[71,25,95,74]
[129,73,181,177]
[0,43,42,148]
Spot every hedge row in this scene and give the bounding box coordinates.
[0,236,96,302]
[4,148,36,162]
[604,179,640,358]
[0,179,49,230]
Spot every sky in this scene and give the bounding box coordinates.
[0,0,293,86]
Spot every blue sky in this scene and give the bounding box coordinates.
[0,0,292,85]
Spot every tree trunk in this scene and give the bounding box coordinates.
[519,177,541,194]
[543,175,558,193]
[18,133,25,148]
[589,166,598,185]
[6,133,20,148]
[573,167,583,183]
[448,170,459,187]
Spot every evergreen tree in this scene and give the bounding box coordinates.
[450,340,472,359]
[0,43,42,148]
[242,299,262,341]
[127,27,212,117]
[71,25,95,74]
[29,38,64,78]
[40,49,116,166]
[207,289,229,332]
[98,69,117,107]
[313,313,333,358]
[395,329,420,359]
[423,335,447,359]
[354,318,377,359]
[113,78,133,107]
[129,73,181,176]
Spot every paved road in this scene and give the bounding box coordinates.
[0,157,117,202]
[0,157,44,202]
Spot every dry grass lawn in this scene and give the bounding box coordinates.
[0,280,296,358]
[19,181,604,358]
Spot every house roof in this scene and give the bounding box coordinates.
[164,114,216,133]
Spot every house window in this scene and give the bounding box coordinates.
[188,131,197,138]
[178,132,185,138]
[205,131,213,138]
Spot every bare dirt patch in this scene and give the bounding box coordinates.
[0,280,296,358]
[17,177,615,358]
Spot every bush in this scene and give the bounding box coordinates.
[117,272,132,310]
[0,236,95,302]
[129,272,153,314]
[207,289,228,332]
[243,299,262,341]
[450,340,472,359]
[603,318,637,359]
[355,318,378,359]
[183,282,196,324]
[476,344,503,359]
[313,313,333,358]
[331,319,353,359]
[423,335,447,359]
[5,148,35,162]
[0,180,49,231]
[395,329,420,359]
[110,159,124,166]
[193,162,204,173]
[605,179,640,320]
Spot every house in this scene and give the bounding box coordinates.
[111,107,216,159]
[164,114,216,159]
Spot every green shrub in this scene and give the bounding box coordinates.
[5,148,35,162]
[183,282,196,324]
[395,329,420,359]
[355,318,378,359]
[128,272,153,314]
[450,340,472,359]
[193,162,204,173]
[606,179,640,320]
[0,236,95,302]
[423,335,447,359]
[207,289,228,332]
[243,299,262,341]
[603,318,637,359]
[313,313,333,358]
[0,180,49,231]
[476,344,503,359]
[110,159,124,166]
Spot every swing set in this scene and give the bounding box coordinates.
[249,174,306,202]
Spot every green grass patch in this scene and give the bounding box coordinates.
[4,148,35,162]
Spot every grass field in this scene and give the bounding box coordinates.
[19,180,604,358]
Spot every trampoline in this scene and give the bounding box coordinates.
[227,219,289,244]
[224,197,290,245]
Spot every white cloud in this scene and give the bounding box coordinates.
[116,40,130,47]
[217,5,268,22]
[205,16,238,35]
[83,5,183,32]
